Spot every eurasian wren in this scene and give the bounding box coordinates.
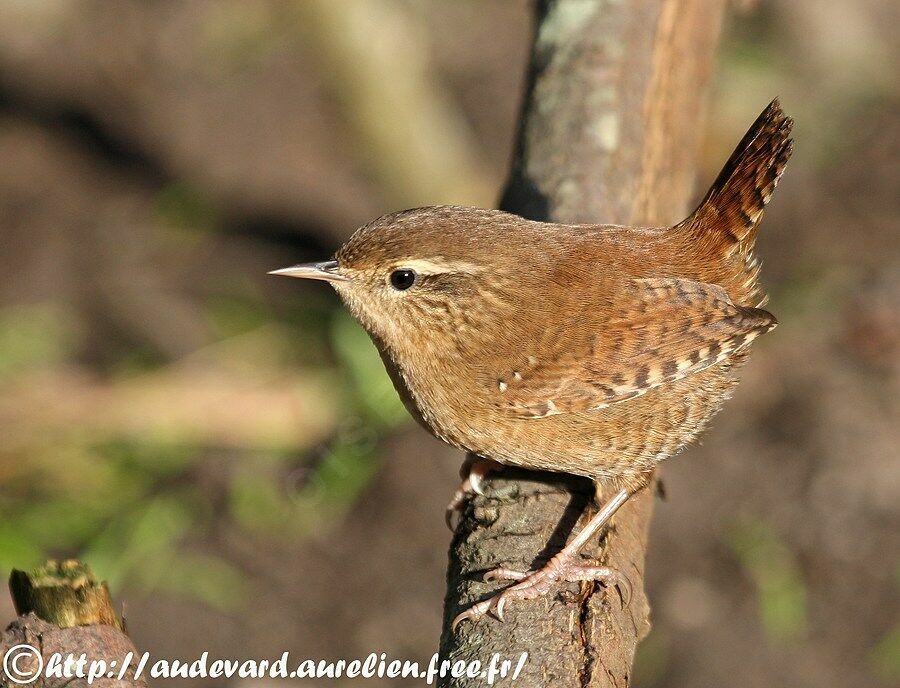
[272,100,793,626]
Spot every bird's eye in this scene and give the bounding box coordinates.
[389,269,417,291]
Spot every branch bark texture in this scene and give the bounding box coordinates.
[439,1,726,685]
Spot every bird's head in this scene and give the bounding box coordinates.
[270,206,532,355]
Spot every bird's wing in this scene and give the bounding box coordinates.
[499,278,776,418]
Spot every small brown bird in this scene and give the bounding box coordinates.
[272,100,793,627]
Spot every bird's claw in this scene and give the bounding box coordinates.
[612,570,632,607]
[445,458,502,530]
[494,595,507,621]
[483,567,526,582]
[450,589,511,630]
[445,478,475,529]
[451,599,492,631]
[452,559,632,630]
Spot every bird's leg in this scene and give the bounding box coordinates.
[452,483,640,629]
[445,455,503,529]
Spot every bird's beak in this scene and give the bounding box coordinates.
[268,260,349,282]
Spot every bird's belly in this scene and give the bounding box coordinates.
[437,365,740,481]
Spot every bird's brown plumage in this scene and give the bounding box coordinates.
[307,100,793,491]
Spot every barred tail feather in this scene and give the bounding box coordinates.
[680,98,794,306]
[682,98,793,241]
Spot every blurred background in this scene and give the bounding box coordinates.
[0,1,897,686]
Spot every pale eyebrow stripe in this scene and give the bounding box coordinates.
[392,258,483,275]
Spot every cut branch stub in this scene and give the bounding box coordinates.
[9,560,121,630]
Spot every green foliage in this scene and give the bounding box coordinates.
[226,310,408,538]
[229,426,381,537]
[729,516,808,644]
[83,493,196,589]
[86,493,246,612]
[0,438,249,611]
[0,303,80,381]
[143,552,247,612]
[0,523,45,573]
[155,181,220,237]
[330,310,408,429]
[14,499,107,552]
[308,424,381,507]
[632,628,671,687]
[870,625,900,683]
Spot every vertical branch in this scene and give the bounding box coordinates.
[439,1,725,686]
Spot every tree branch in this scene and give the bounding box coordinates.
[438,1,725,685]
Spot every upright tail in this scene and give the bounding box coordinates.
[679,98,794,305]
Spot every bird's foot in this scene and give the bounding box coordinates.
[445,457,502,530]
[451,552,631,630]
